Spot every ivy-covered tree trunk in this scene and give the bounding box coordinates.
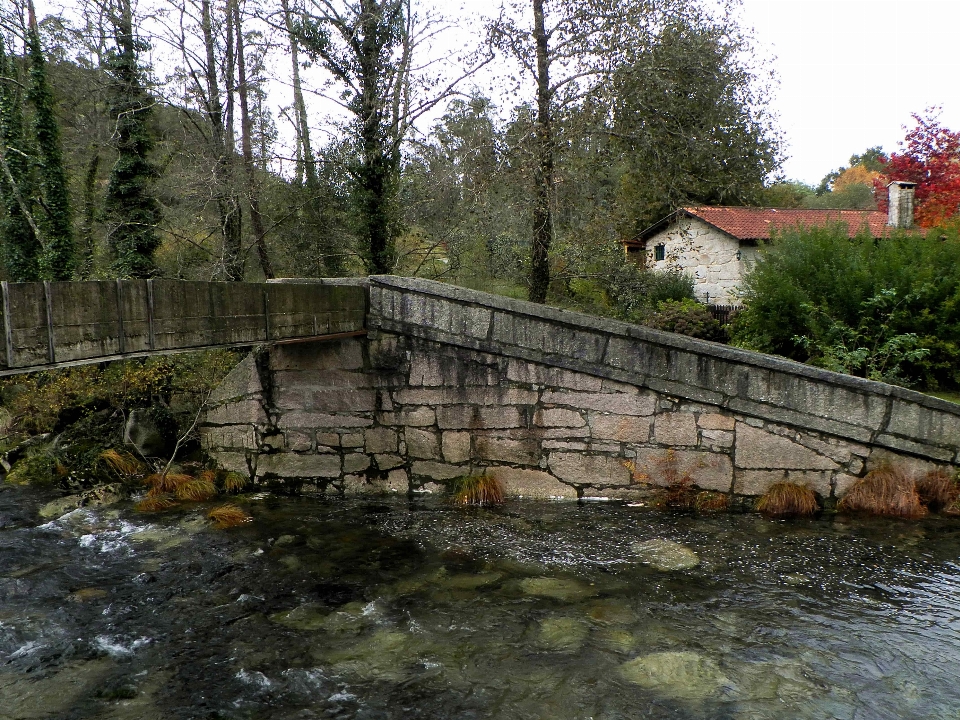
[529,0,553,304]
[75,154,100,279]
[27,4,74,280]
[0,37,41,282]
[296,0,408,277]
[105,0,162,279]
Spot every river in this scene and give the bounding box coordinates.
[2,485,960,719]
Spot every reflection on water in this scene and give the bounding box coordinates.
[2,485,960,719]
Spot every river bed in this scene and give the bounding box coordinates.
[2,485,960,719]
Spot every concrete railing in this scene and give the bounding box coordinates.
[0,279,366,375]
[367,275,960,465]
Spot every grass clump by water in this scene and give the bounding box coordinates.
[449,475,505,506]
[694,491,729,513]
[98,448,144,478]
[756,482,819,518]
[838,464,926,519]
[916,469,959,512]
[208,503,252,528]
[134,467,251,520]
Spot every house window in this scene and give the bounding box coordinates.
[654,244,665,261]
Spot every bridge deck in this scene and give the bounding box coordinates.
[0,279,366,375]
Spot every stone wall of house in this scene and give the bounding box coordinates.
[645,218,758,304]
[199,277,960,501]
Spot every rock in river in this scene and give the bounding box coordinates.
[631,538,700,571]
[619,651,729,699]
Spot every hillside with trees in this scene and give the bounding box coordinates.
[0,0,781,314]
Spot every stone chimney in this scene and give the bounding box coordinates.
[887,180,917,229]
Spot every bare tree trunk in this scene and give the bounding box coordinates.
[234,0,273,279]
[281,0,342,276]
[529,0,553,304]
[201,0,244,280]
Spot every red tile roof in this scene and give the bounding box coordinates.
[678,206,889,241]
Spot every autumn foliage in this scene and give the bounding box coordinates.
[875,110,960,228]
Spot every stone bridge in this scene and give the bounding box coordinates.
[199,276,960,501]
[0,276,956,499]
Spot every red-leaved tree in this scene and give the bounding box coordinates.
[875,110,960,227]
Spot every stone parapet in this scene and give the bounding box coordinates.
[367,276,960,466]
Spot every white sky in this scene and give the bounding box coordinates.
[740,0,960,184]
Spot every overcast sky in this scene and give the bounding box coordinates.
[740,0,960,185]
[26,0,960,186]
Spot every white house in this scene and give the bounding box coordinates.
[624,182,916,305]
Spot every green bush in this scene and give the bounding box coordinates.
[731,224,960,389]
[603,264,695,322]
[645,299,726,341]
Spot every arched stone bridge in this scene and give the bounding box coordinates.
[2,276,958,499]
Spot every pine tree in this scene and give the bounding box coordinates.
[0,37,41,282]
[27,16,75,280]
[104,0,162,278]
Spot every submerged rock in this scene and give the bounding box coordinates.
[596,628,636,653]
[39,495,82,519]
[632,538,700,571]
[440,572,503,591]
[518,577,598,602]
[537,616,589,652]
[586,598,635,626]
[619,651,729,699]
[270,603,330,631]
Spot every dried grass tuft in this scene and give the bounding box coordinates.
[694,491,729,512]
[99,449,144,477]
[222,471,248,493]
[135,493,177,512]
[916,469,958,512]
[174,477,217,502]
[450,475,505,506]
[757,482,819,518]
[208,503,252,529]
[144,472,194,495]
[838,464,926,519]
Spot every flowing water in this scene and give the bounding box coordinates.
[3,484,960,719]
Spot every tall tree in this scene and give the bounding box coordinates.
[606,15,780,231]
[198,0,244,280]
[234,0,273,278]
[26,0,74,279]
[295,0,490,275]
[104,0,162,278]
[491,0,668,302]
[0,34,41,281]
[296,0,404,274]
[281,0,342,276]
[492,0,779,300]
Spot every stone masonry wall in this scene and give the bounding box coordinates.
[200,276,960,500]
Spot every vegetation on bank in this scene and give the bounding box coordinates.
[0,350,240,492]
